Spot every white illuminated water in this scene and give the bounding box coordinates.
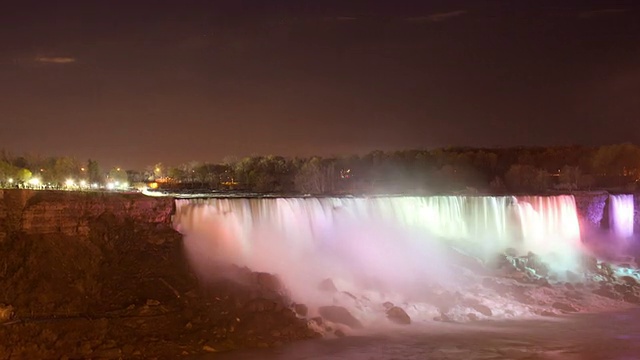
[173,196,584,310]
[171,194,639,357]
[609,194,635,239]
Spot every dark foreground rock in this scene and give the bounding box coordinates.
[0,190,319,359]
[318,306,363,329]
[386,306,411,325]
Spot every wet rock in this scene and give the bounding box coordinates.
[293,303,308,317]
[593,287,620,300]
[565,291,583,300]
[536,278,551,288]
[482,278,510,296]
[462,298,492,316]
[613,283,630,293]
[382,301,394,310]
[467,313,479,321]
[472,304,493,316]
[564,282,575,290]
[310,316,323,326]
[386,306,411,325]
[596,262,615,281]
[318,279,338,293]
[254,272,284,295]
[0,304,14,323]
[583,256,599,273]
[511,290,536,305]
[505,248,518,257]
[145,299,160,306]
[433,313,454,322]
[552,302,578,313]
[341,291,357,300]
[526,252,549,277]
[623,293,640,304]
[244,298,277,312]
[318,306,363,329]
[621,276,638,286]
[334,329,346,338]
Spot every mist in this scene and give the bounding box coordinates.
[172,195,595,328]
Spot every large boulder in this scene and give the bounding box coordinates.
[386,306,411,325]
[318,279,338,293]
[318,306,363,329]
[552,302,578,313]
[462,298,493,316]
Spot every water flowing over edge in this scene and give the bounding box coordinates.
[171,194,638,331]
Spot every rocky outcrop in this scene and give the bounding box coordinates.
[386,306,411,325]
[573,191,640,234]
[318,306,363,329]
[573,192,608,228]
[0,190,317,359]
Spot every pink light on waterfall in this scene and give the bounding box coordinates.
[515,195,582,272]
[609,195,634,239]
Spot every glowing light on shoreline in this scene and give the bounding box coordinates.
[28,178,40,186]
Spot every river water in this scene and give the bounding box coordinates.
[200,309,640,360]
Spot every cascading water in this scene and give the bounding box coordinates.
[514,195,582,270]
[173,195,585,317]
[609,194,635,239]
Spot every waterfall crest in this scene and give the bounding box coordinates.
[173,195,585,288]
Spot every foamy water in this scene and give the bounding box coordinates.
[171,196,596,320]
[202,309,640,360]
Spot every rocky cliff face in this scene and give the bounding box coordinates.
[0,189,174,237]
[0,190,316,359]
[573,192,609,229]
[573,192,640,234]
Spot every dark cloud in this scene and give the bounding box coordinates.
[35,56,77,64]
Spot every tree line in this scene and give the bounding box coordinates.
[151,143,640,194]
[2,144,640,193]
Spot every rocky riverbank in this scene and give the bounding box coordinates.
[2,190,640,359]
[0,190,318,359]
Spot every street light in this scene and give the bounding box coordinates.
[7,178,13,184]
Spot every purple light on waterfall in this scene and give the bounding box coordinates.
[609,195,635,239]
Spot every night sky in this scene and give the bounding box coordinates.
[1,0,639,168]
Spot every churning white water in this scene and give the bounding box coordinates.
[172,196,585,315]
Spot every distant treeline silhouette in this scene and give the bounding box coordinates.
[2,144,640,194]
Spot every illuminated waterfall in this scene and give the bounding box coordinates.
[609,194,635,239]
[514,195,582,269]
[173,196,584,283]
